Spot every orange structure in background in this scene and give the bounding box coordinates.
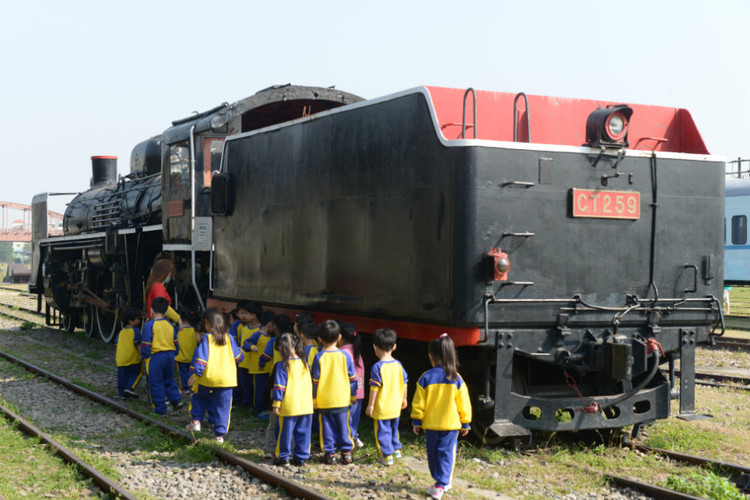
[0,202,63,242]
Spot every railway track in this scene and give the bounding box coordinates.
[0,400,137,499]
[618,445,750,498]
[670,369,750,391]
[526,444,750,499]
[707,337,750,353]
[0,346,329,499]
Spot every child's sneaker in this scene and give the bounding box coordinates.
[257,411,269,420]
[378,454,394,466]
[273,458,290,466]
[354,438,365,449]
[123,389,139,400]
[426,485,445,499]
[324,453,338,465]
[291,458,306,467]
[263,451,274,460]
[215,436,224,444]
[341,452,353,465]
[171,400,184,411]
[186,420,201,432]
[393,450,402,459]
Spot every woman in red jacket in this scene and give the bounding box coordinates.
[145,258,180,322]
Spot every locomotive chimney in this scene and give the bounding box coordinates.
[90,156,118,188]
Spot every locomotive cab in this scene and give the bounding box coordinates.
[160,85,363,311]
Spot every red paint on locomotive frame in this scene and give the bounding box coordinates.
[206,298,482,347]
[425,86,708,154]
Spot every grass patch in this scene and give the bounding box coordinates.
[663,470,746,500]
[645,420,727,453]
[131,424,184,455]
[171,441,217,463]
[727,286,750,317]
[0,416,97,499]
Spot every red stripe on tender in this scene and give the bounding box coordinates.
[206,299,482,347]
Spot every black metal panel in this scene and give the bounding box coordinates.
[214,90,725,332]
[466,148,725,332]
[214,92,458,321]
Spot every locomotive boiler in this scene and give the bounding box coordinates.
[30,83,724,441]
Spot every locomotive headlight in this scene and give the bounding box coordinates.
[585,104,633,148]
[487,248,511,282]
[607,114,625,138]
[496,257,510,274]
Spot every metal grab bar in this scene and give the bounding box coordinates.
[462,88,477,139]
[513,92,530,142]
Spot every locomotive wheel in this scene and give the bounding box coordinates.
[60,312,76,333]
[83,304,96,338]
[96,309,118,343]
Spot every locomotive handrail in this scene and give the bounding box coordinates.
[188,125,206,312]
[462,88,477,139]
[501,181,535,188]
[513,92,530,142]
[683,264,698,295]
[502,231,535,237]
[485,293,721,309]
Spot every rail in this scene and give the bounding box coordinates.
[0,347,331,500]
[0,401,137,499]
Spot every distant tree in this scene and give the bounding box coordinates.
[0,242,14,263]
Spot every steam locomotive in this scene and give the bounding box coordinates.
[30,83,724,442]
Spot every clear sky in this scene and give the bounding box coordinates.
[1,0,748,215]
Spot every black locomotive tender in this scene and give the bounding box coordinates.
[30,84,724,441]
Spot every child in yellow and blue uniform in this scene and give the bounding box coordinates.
[242,310,276,418]
[271,333,313,466]
[295,315,319,438]
[295,315,319,366]
[365,328,408,466]
[411,334,472,500]
[186,307,244,443]
[140,297,183,415]
[311,319,358,465]
[236,301,263,407]
[260,314,293,458]
[175,310,199,393]
[259,314,288,373]
[115,306,143,399]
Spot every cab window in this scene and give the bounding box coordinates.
[203,138,224,187]
[169,142,190,188]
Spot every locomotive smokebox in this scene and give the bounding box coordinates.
[90,156,117,188]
